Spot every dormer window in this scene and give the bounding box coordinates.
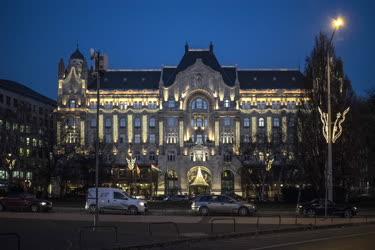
[224,99,230,108]
[69,99,76,108]
[273,77,277,81]
[292,76,296,81]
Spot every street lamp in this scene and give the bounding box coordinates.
[90,48,102,227]
[318,17,350,217]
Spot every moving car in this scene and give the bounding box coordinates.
[85,187,147,215]
[191,194,256,216]
[0,192,52,212]
[297,199,358,218]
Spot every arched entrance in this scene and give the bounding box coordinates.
[187,166,211,195]
[221,170,234,195]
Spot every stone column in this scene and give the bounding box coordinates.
[267,116,272,143]
[251,117,257,142]
[80,120,85,146]
[113,114,118,143]
[127,114,133,143]
[142,115,148,143]
[282,116,287,143]
[99,114,104,142]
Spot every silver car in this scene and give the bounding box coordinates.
[191,195,256,216]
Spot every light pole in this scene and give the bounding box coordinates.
[318,17,350,217]
[90,48,102,227]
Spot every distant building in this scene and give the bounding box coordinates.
[55,44,308,198]
[0,79,56,193]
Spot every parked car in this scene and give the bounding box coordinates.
[85,187,147,215]
[191,194,256,216]
[0,192,52,212]
[297,199,358,218]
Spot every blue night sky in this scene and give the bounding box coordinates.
[1,0,374,100]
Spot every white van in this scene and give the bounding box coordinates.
[85,187,147,214]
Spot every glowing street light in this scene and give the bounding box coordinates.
[318,16,350,217]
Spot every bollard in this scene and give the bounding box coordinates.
[295,215,298,225]
[278,215,281,230]
[256,216,260,233]
[314,215,317,226]
[331,216,333,224]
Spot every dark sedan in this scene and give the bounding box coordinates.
[0,193,52,212]
[297,199,358,218]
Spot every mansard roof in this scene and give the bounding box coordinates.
[0,79,56,106]
[163,49,236,87]
[238,69,309,89]
[86,46,308,91]
[87,70,161,90]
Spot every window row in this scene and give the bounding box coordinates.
[90,117,157,128]
[88,101,159,110]
[241,101,297,110]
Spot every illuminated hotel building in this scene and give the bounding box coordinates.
[55,44,308,197]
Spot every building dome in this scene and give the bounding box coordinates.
[70,48,85,60]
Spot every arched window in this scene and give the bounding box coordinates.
[224,99,230,108]
[69,99,76,108]
[191,97,208,110]
[258,117,265,127]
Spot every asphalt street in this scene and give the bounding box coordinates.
[161,224,375,250]
[0,211,374,250]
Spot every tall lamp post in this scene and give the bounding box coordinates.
[318,17,350,217]
[90,48,102,227]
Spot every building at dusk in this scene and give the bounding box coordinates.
[55,43,308,198]
[0,79,56,194]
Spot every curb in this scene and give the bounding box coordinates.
[119,221,375,250]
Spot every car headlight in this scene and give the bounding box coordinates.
[139,202,145,206]
[353,206,358,210]
[40,202,47,206]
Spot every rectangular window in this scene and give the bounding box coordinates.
[0,94,3,103]
[90,118,97,128]
[134,118,141,128]
[149,117,156,128]
[224,117,231,126]
[244,118,250,128]
[105,118,112,128]
[167,151,176,161]
[273,117,280,127]
[149,134,156,144]
[134,134,141,144]
[167,117,177,127]
[6,96,11,106]
[13,98,18,108]
[168,100,175,108]
[105,134,112,143]
[120,118,126,128]
[119,134,125,144]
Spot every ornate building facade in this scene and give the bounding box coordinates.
[55,44,308,197]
